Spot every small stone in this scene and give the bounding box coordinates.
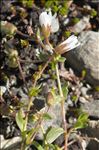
[1,136,21,149]
[81,100,99,118]
[79,96,87,103]
[66,31,99,86]
[70,17,90,33]
[63,18,69,25]
[81,87,88,97]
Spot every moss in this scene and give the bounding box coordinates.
[90,9,97,17]
[64,31,71,38]
[45,0,69,16]
[72,17,80,24]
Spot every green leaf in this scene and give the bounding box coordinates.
[74,113,89,129]
[52,5,59,13]
[47,144,62,150]
[45,127,64,144]
[54,145,62,150]
[82,69,86,78]
[62,84,68,98]
[59,7,68,16]
[29,85,41,97]
[45,1,53,8]
[72,95,78,102]
[91,9,97,17]
[32,141,44,150]
[26,128,39,145]
[78,113,89,121]
[16,109,26,132]
[54,55,66,63]
[50,55,65,67]
[58,56,66,63]
[43,113,52,120]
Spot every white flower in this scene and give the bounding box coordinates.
[61,35,80,50]
[39,12,51,29]
[55,35,80,54]
[39,11,59,38]
[48,11,59,33]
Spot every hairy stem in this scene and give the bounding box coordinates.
[55,63,68,150]
[24,55,53,131]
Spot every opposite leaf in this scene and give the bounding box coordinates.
[45,127,64,144]
[16,109,26,132]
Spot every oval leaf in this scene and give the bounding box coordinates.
[45,127,64,144]
[32,141,44,150]
[16,109,25,132]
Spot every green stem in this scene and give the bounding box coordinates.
[24,56,53,132]
[55,63,63,97]
[55,63,68,150]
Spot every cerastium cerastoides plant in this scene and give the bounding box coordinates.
[15,10,87,150]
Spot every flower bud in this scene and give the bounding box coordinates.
[1,21,17,35]
[46,92,54,107]
[39,11,59,38]
[7,49,18,68]
[55,35,80,55]
[39,12,51,38]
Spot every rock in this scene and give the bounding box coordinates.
[81,100,99,118]
[66,31,99,86]
[28,104,64,140]
[0,135,21,150]
[28,102,68,140]
[80,86,92,100]
[79,96,87,103]
[81,87,88,97]
[80,121,99,150]
[70,17,90,33]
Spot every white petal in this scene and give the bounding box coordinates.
[48,11,52,18]
[59,35,80,52]
[48,11,59,32]
[67,42,80,50]
[39,11,59,33]
[60,35,78,46]
[60,35,76,46]
[39,12,51,27]
[53,13,57,18]
[66,35,77,43]
[51,18,59,32]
